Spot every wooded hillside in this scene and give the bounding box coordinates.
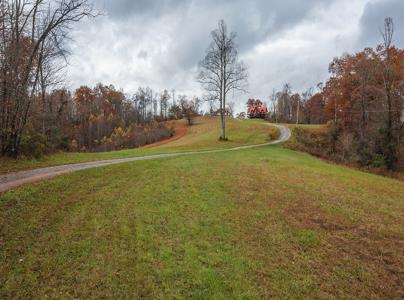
[269,19,403,170]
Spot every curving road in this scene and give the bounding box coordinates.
[0,124,291,193]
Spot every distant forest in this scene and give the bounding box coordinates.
[0,0,402,170]
[0,0,200,158]
[266,18,403,170]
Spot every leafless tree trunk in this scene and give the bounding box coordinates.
[0,0,96,157]
[270,89,277,122]
[381,17,399,169]
[198,20,247,140]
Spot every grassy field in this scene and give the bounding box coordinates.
[1,143,403,298]
[0,117,275,174]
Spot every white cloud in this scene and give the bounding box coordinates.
[65,0,403,113]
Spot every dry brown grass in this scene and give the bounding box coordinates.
[1,123,402,298]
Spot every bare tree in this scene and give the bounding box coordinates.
[171,89,176,106]
[198,20,247,140]
[135,88,146,122]
[291,93,301,124]
[380,17,400,169]
[0,0,96,156]
[179,95,198,126]
[270,89,277,122]
[300,88,313,124]
[226,101,235,117]
[277,83,292,122]
[160,89,170,120]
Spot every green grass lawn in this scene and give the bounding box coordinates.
[0,117,275,174]
[1,145,403,298]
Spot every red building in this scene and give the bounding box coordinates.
[247,99,268,119]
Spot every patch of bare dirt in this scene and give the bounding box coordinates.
[142,121,188,148]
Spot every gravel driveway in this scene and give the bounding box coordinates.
[0,124,291,193]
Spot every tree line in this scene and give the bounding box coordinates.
[0,0,201,158]
[8,81,201,157]
[0,0,96,157]
[268,18,403,170]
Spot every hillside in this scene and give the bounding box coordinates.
[0,117,276,174]
[0,118,403,299]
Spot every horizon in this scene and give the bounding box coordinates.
[65,0,404,113]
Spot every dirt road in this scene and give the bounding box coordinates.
[0,124,290,193]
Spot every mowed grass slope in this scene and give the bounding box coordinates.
[0,117,274,174]
[1,146,403,298]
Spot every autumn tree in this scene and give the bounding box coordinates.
[380,18,402,169]
[0,0,95,157]
[160,90,170,120]
[321,18,403,168]
[276,84,292,122]
[247,99,262,109]
[304,92,325,124]
[179,95,199,126]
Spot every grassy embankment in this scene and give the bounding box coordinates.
[0,118,403,298]
[0,117,276,174]
[284,123,404,180]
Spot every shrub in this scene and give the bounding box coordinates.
[268,126,281,141]
[20,123,47,159]
[370,154,386,169]
[87,123,174,153]
[70,139,79,152]
[285,126,332,160]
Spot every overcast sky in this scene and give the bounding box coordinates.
[66,0,404,111]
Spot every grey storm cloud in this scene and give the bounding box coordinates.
[95,0,188,18]
[66,0,404,112]
[358,0,404,48]
[95,0,330,50]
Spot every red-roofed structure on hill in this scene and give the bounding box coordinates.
[247,99,269,119]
